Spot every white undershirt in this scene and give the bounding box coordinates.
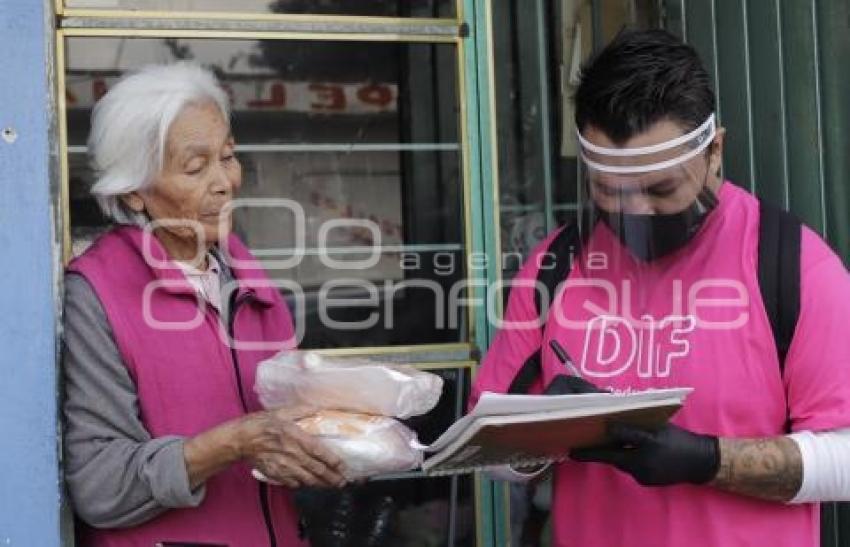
[789,428,850,503]
[174,253,222,312]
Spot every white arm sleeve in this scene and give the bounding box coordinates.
[788,428,850,503]
[485,463,550,483]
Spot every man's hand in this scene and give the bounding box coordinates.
[544,374,607,395]
[570,422,720,486]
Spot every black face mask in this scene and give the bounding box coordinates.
[598,185,719,262]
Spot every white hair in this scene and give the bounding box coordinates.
[88,62,231,225]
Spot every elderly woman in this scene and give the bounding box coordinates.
[62,63,345,546]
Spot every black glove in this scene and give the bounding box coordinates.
[544,374,607,395]
[570,422,720,486]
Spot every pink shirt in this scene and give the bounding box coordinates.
[472,182,850,547]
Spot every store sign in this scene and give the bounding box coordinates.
[66,76,398,114]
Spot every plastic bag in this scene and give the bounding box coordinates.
[253,410,423,481]
[255,350,443,419]
[299,410,422,479]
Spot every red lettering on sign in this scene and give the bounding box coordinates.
[248,83,286,108]
[357,84,392,108]
[310,84,346,111]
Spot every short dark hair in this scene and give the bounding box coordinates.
[574,29,715,144]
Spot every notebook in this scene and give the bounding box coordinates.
[420,387,692,476]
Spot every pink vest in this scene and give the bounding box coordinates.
[68,225,305,547]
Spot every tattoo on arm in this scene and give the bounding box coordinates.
[710,437,803,502]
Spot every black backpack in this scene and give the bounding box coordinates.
[506,201,802,396]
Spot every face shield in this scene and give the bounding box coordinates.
[576,114,718,262]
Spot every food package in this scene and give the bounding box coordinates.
[253,410,424,482]
[297,410,423,480]
[255,350,443,419]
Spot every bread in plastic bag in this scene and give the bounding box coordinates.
[253,410,423,482]
[255,350,443,419]
[300,410,423,479]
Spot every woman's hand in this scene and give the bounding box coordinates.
[239,407,348,489]
[183,406,347,490]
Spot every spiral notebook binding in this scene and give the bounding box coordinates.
[423,454,568,476]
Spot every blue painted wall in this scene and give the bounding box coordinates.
[0,0,64,545]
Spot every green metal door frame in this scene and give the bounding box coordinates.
[460,0,509,544]
[460,0,538,543]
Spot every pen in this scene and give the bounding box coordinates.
[549,339,582,378]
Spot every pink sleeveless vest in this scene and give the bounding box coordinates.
[68,225,305,547]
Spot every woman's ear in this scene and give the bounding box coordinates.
[709,127,726,177]
[121,192,145,213]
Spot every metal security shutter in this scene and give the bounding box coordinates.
[665,0,850,261]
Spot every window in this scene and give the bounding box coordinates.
[66,36,466,349]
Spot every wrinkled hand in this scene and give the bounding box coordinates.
[544,374,607,395]
[570,422,720,486]
[240,407,347,489]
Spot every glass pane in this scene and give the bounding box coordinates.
[64,0,456,18]
[492,0,580,285]
[293,367,474,547]
[66,36,467,348]
[493,0,662,285]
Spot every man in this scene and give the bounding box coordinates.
[473,29,850,547]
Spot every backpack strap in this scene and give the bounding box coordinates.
[507,224,580,394]
[757,201,802,374]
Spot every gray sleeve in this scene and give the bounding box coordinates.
[62,273,205,529]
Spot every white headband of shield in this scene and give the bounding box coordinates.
[577,113,716,174]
